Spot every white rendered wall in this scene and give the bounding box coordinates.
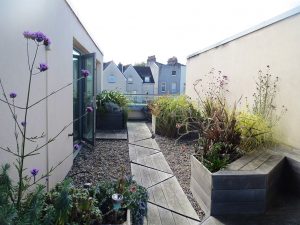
[103,62,126,93]
[186,13,300,149]
[0,0,103,189]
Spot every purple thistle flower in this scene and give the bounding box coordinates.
[43,37,51,46]
[81,69,90,78]
[34,31,46,42]
[9,92,17,98]
[74,144,80,150]
[30,168,39,177]
[21,121,26,127]
[86,106,93,113]
[38,63,48,72]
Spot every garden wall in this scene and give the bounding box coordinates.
[186,7,300,149]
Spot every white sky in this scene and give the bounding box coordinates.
[67,0,300,65]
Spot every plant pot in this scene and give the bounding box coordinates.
[96,111,125,130]
[190,154,284,216]
[102,209,131,225]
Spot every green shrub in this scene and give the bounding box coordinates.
[149,95,199,138]
[96,90,129,112]
[237,112,273,152]
[202,143,230,173]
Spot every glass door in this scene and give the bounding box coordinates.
[73,50,96,146]
[82,53,96,145]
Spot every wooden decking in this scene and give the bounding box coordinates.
[127,122,201,225]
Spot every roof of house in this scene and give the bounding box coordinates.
[133,66,155,83]
[103,61,112,70]
[187,6,300,59]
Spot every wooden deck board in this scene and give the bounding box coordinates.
[240,152,272,171]
[128,122,200,225]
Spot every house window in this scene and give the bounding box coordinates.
[145,76,150,83]
[128,76,133,83]
[161,82,166,92]
[108,74,116,83]
[171,82,177,93]
[172,71,176,75]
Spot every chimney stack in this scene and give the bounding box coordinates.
[147,55,156,64]
[118,63,123,73]
[167,56,178,65]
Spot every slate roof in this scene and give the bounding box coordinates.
[133,66,155,83]
[103,61,112,70]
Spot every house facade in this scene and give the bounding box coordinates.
[147,56,186,95]
[102,61,127,93]
[0,0,103,189]
[186,6,300,149]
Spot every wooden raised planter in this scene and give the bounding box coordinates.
[190,152,286,216]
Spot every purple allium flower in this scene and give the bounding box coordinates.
[34,31,46,42]
[74,144,80,150]
[9,92,17,98]
[21,121,26,127]
[81,69,90,78]
[43,37,51,46]
[38,63,48,72]
[86,106,93,113]
[30,168,39,177]
[23,31,34,39]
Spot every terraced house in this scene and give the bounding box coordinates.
[147,55,186,95]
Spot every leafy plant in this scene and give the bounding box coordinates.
[179,69,241,172]
[202,143,230,172]
[42,179,102,225]
[95,175,148,225]
[96,90,129,112]
[149,95,200,138]
[237,112,273,152]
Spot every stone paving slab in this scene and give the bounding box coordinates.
[127,122,200,225]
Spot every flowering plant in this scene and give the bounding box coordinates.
[0,31,93,224]
[95,175,148,225]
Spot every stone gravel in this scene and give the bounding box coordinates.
[146,123,205,219]
[67,140,131,188]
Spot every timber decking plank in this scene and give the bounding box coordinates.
[151,185,176,225]
[146,203,163,225]
[240,152,272,171]
[226,151,264,171]
[151,153,173,174]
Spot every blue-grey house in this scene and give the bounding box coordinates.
[147,56,186,95]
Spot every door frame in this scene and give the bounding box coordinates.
[73,49,96,146]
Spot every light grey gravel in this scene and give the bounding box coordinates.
[67,140,131,188]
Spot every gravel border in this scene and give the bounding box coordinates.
[146,122,205,219]
[67,140,131,188]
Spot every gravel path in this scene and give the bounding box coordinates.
[146,123,205,219]
[67,140,131,188]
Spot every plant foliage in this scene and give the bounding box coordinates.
[149,95,200,138]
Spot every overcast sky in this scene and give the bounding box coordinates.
[67,0,300,65]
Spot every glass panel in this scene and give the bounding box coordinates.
[73,56,80,141]
[82,53,95,145]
